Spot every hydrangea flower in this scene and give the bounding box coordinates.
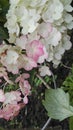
[42,0,64,23]
[0,0,72,120]
[26,40,46,62]
[1,104,21,120]
[5,50,19,65]
[3,91,22,106]
[39,66,51,77]
[0,90,5,102]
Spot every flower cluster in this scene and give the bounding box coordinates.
[5,0,73,66]
[0,0,73,120]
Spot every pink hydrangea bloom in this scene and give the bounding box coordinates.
[23,96,28,104]
[2,104,20,120]
[15,74,31,104]
[15,73,30,83]
[38,46,48,63]
[0,103,25,120]
[19,80,31,96]
[26,40,44,62]
[19,55,37,71]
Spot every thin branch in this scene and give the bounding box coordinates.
[61,63,72,70]
[36,74,50,89]
[51,72,57,89]
[0,105,3,109]
[41,118,51,130]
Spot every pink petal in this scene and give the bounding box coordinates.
[23,96,28,104]
[23,55,37,71]
[19,80,31,96]
[26,40,44,62]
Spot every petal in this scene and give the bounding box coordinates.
[0,90,5,102]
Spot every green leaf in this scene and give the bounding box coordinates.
[69,117,73,130]
[43,88,73,121]
[0,0,9,11]
[0,0,9,23]
[0,127,4,130]
[0,26,9,40]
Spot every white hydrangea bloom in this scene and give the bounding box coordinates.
[62,35,72,50]
[6,64,19,74]
[20,8,40,34]
[18,0,46,7]
[28,30,40,43]
[9,0,20,6]
[5,50,19,64]
[8,33,17,43]
[42,0,64,23]
[42,43,54,62]
[56,1,73,29]
[39,66,51,76]
[5,0,47,42]
[15,35,27,49]
[61,0,72,6]
[67,21,73,30]
[37,22,52,38]
[64,4,73,12]
[4,92,17,105]
[64,13,73,23]
[4,0,73,69]
[49,34,72,67]
[29,0,47,7]
[42,27,61,47]
[5,8,20,39]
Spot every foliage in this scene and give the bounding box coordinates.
[0,0,9,22]
[62,66,73,95]
[61,65,73,130]
[43,88,73,121]
[0,127,5,130]
[0,0,9,39]
[0,26,9,40]
[43,65,73,129]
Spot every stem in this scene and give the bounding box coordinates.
[51,72,57,89]
[41,118,51,130]
[61,63,72,70]
[36,74,50,89]
[2,82,8,91]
